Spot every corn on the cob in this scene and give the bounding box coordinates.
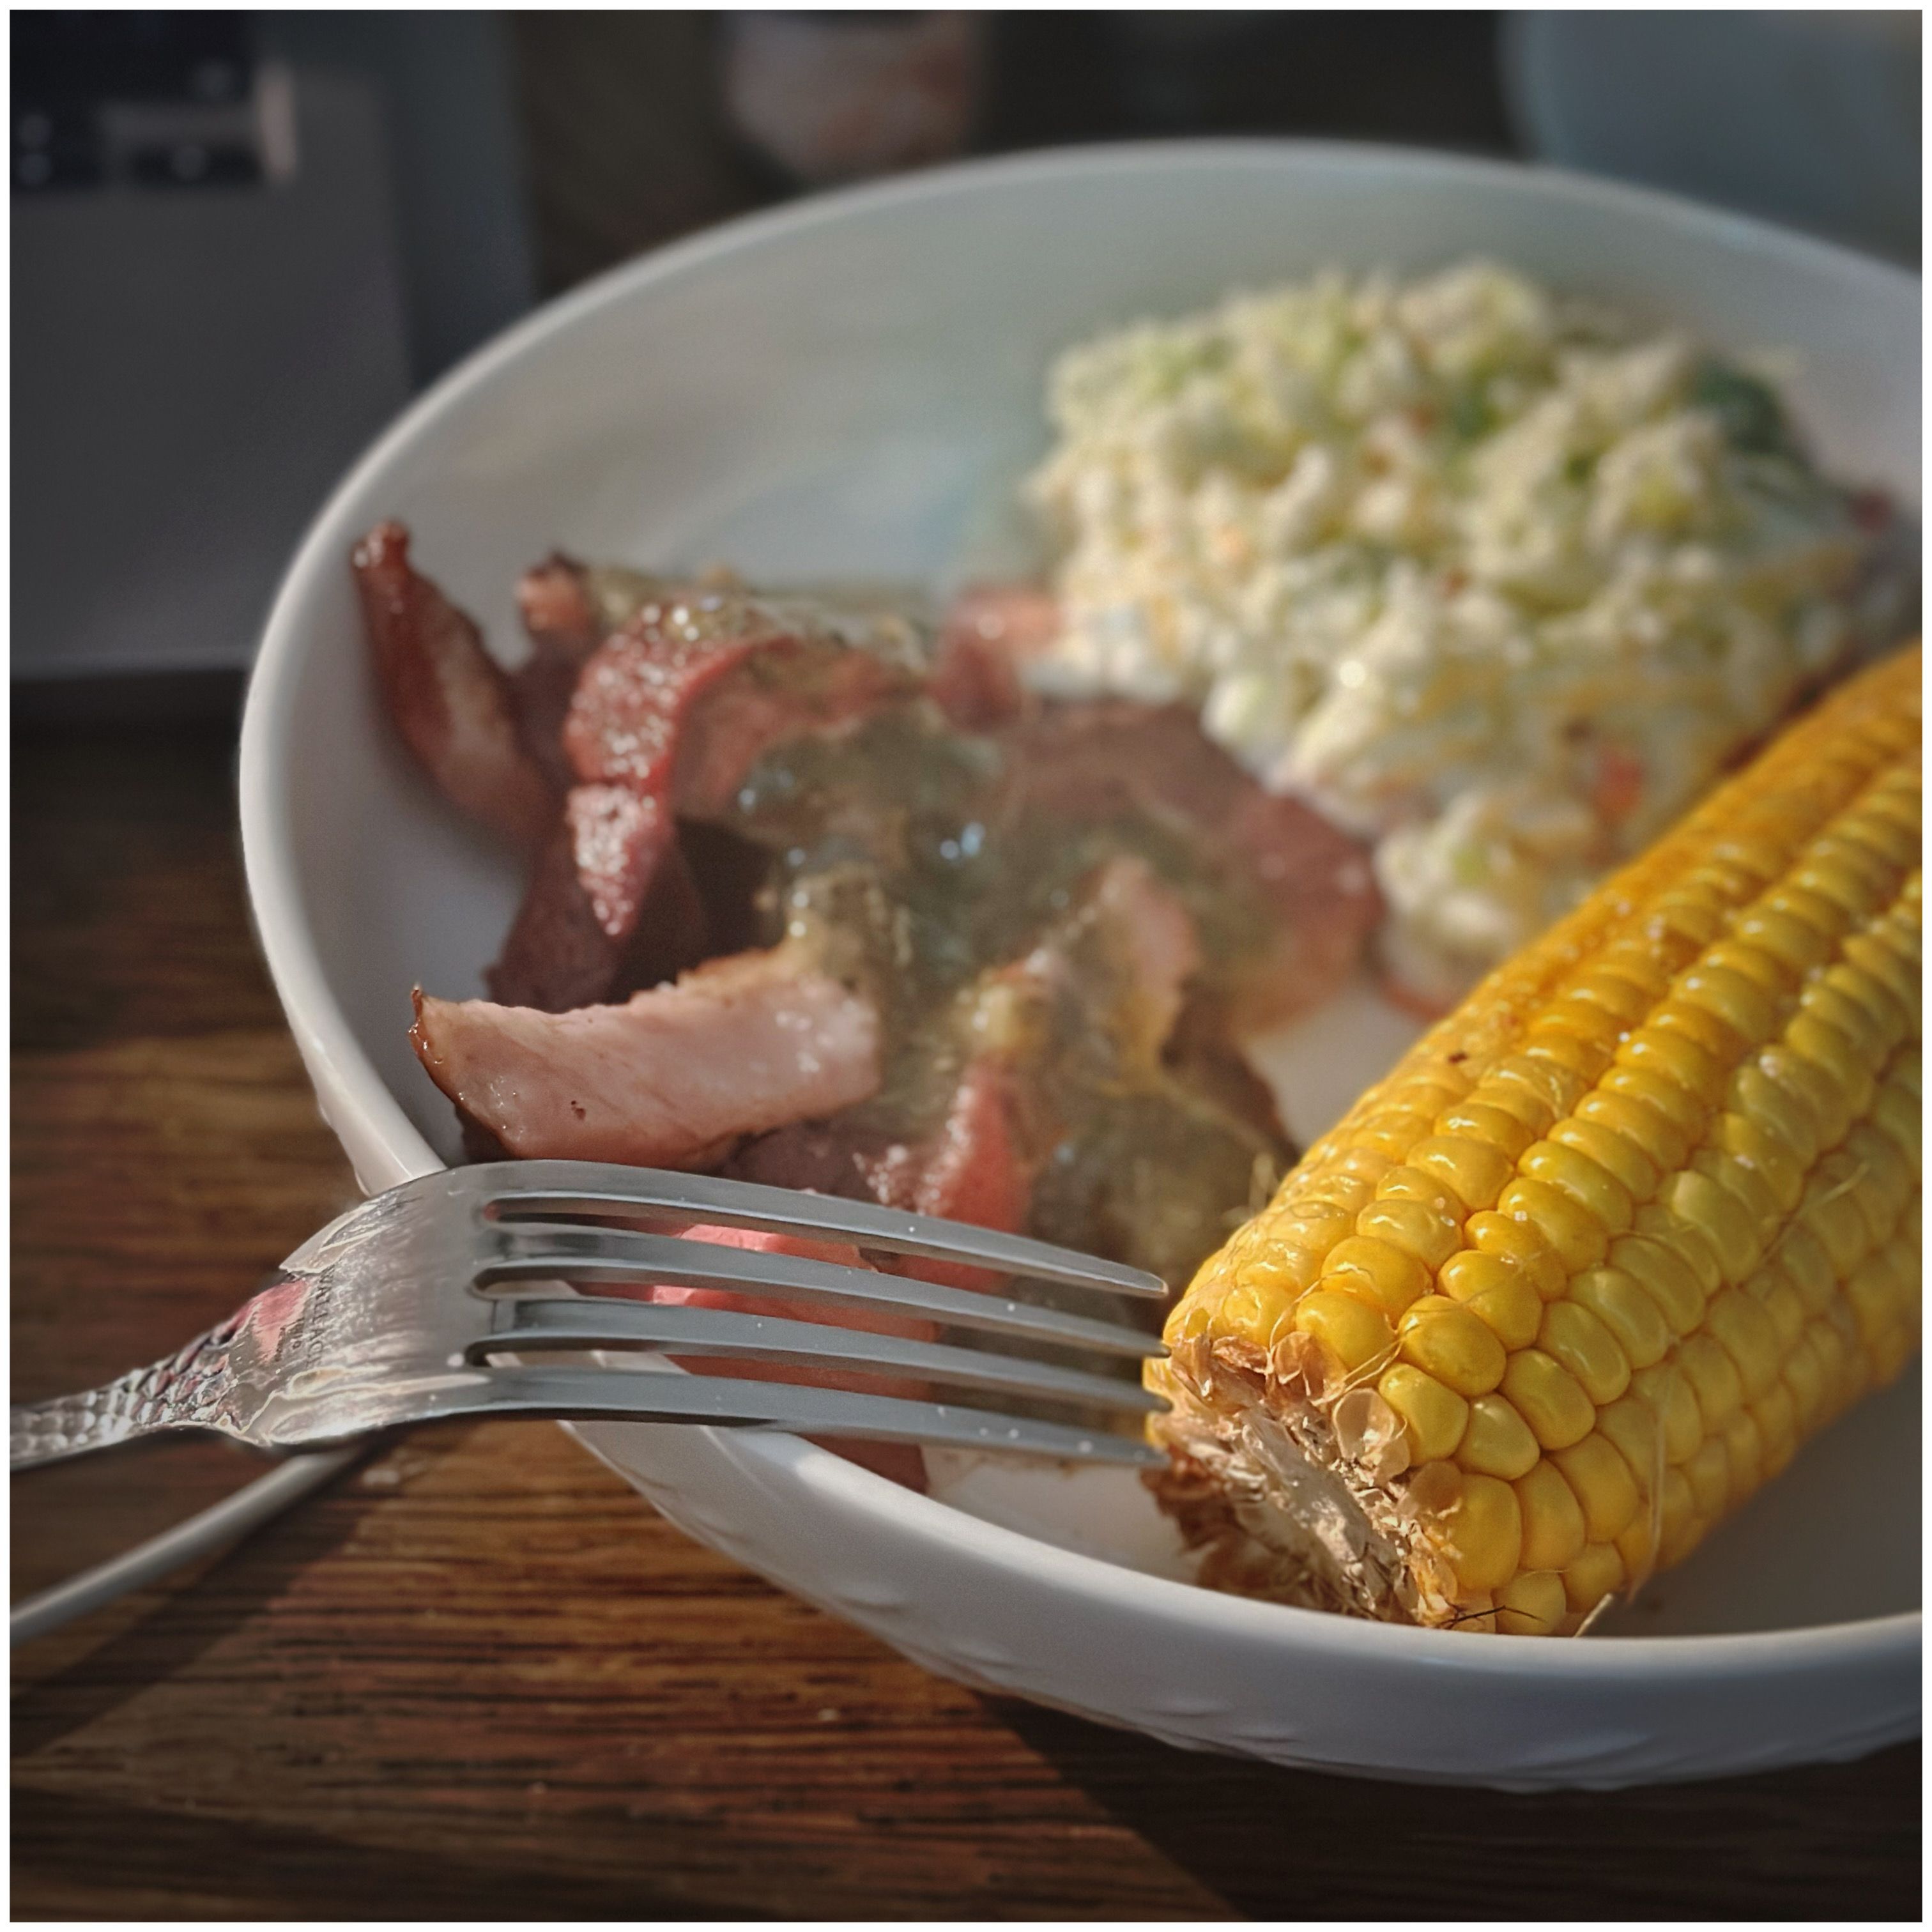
[1149,647,1922,1634]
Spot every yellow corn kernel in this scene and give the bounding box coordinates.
[1694,1145,1782,1231]
[1496,1568,1568,1637]
[1456,1393,1542,1480]
[1844,1121,1912,1225]
[1520,1139,1638,1232]
[1498,1176,1611,1275]
[1333,1146,1399,1186]
[1526,1022,1617,1084]
[1563,1542,1626,1615]
[1375,1163,1464,1216]
[1291,1289,1397,1378]
[1735,904,1831,976]
[1844,1252,1902,1346]
[1464,1211,1570,1300]
[1562,966,1652,1026]
[1786,1011,1878,1126]
[1609,1232,1706,1334]
[1758,1043,1849,1151]
[1722,1409,1763,1508]
[1797,1172,1870,1278]
[1408,1135,1515,1213]
[1549,1116,1661,1205]
[1273,1206,1357,1261]
[1399,1296,1508,1398]
[1574,1089,1690,1175]
[1657,1463,1698,1552]
[1678,1333,1745,1432]
[1708,1112,1805,1213]
[1353,1110,1437,1163]
[1684,1436,1729,1519]
[1570,1267,1671,1370]
[1440,1471,1523,1594]
[1835,807,1919,872]
[1823,960,1910,1048]
[1630,1361,1705,1464]
[1377,1363,1469,1462]
[1648,885,1727,951]
[1745,1268,1806,1353]
[1432,1100,1537,1163]
[1538,1300,1633,1404]
[1700,937,1794,998]
[1601,1062,1708,1142]
[1618,1025,1730,1112]
[1843,929,1920,1016]
[1552,1432,1641,1542]
[1356,1195,1462,1272]
[1675,963,1779,1048]
[1795,847,1889,923]
[1514,1460,1588,1570]
[1728,1057,1822,1165]
[1321,1236,1430,1319]
[1501,1347,1597,1450]
[1595,1394,1664,1494]
[1438,1252,1544,1350]
[1751,1383,1798,1476]
[1771,1220,1837,1315]
[1872,1082,1920,1163]
[1761,884,1846,950]
[1802,979,1887,1064]
[1779,1333,1829,1432]
[1704,1287,1784,1400]
[1491,1052,1588,1124]
[1614,1510,1659,1584]
[1657,1170,1763,1286]
[1652,995,1745,1064]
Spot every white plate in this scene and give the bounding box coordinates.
[239,141,1922,1788]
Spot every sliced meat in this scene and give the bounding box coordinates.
[351,522,555,850]
[1081,852,1202,1057]
[411,944,882,1169]
[486,796,709,1011]
[510,554,604,790]
[940,582,1062,671]
[927,583,1064,727]
[1003,703,1379,1028]
[564,602,916,815]
[494,592,918,1013]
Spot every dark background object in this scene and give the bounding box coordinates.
[514,10,1518,293]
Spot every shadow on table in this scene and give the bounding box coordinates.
[990,1698,1922,1920]
[10,1785,751,1920]
[10,1442,404,1759]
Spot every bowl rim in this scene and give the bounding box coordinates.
[238,135,1922,1675]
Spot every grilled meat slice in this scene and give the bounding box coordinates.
[1003,702,1381,1027]
[486,794,711,1011]
[351,522,555,850]
[410,942,881,1169]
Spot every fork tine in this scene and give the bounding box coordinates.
[477,1224,1166,1361]
[485,1296,1169,1416]
[440,1363,1167,1468]
[479,1162,1169,1301]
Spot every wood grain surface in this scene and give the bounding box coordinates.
[11,705,1922,1920]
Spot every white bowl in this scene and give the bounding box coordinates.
[240,141,1922,1788]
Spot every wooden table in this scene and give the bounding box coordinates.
[12,710,1920,1919]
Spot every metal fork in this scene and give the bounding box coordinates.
[10,1161,1170,1474]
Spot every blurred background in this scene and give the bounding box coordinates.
[12,8,1922,707]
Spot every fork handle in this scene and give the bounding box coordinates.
[11,1331,233,1471]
